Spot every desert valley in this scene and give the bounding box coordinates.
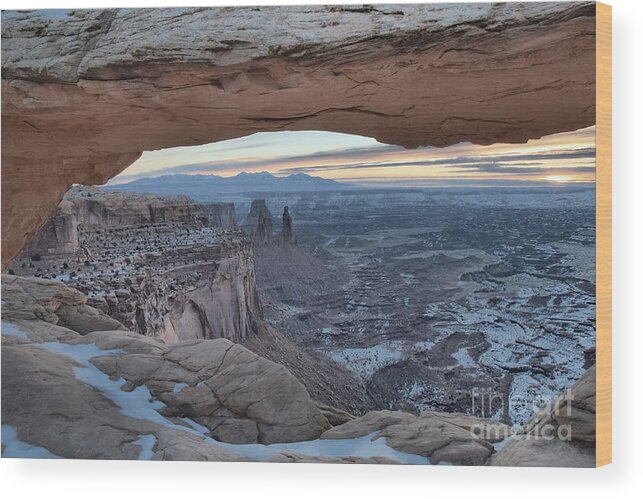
[3,173,597,466]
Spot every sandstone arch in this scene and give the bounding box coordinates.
[1,3,597,267]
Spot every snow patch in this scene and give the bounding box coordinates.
[1,425,61,459]
[1,320,28,339]
[452,346,476,368]
[134,434,157,460]
[173,382,188,393]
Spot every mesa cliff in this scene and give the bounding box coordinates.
[10,186,256,344]
[22,186,235,260]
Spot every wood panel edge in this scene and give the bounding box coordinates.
[595,1,612,468]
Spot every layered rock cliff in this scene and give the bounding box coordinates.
[9,187,258,344]
[1,4,597,266]
[23,199,81,258]
[197,202,236,230]
[161,238,263,343]
[18,186,236,260]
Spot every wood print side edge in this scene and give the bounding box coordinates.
[595,1,612,468]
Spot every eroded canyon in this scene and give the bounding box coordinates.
[3,183,596,465]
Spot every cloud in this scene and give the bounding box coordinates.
[279,148,596,174]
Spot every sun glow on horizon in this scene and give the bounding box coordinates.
[544,175,574,183]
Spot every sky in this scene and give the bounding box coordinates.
[110,126,596,188]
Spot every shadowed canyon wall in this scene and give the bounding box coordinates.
[1,3,596,267]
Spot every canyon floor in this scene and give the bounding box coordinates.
[251,187,596,427]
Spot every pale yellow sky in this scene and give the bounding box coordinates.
[112,126,596,187]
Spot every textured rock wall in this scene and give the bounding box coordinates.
[74,191,198,227]
[166,242,263,343]
[22,200,81,258]
[20,234,263,345]
[10,187,262,344]
[80,221,262,344]
[18,187,234,259]
[1,4,597,266]
[102,232,261,345]
[198,203,236,229]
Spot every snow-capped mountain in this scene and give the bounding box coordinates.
[103,172,358,196]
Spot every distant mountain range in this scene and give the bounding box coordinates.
[103,172,358,197]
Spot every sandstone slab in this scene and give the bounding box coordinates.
[322,409,511,466]
[1,274,126,334]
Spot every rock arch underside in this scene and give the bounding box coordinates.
[1,3,596,267]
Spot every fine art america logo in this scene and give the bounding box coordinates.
[468,387,575,442]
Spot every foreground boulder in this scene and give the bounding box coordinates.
[86,331,331,444]
[2,323,330,449]
[490,367,596,467]
[1,341,245,461]
[322,410,511,466]
[1,274,126,334]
